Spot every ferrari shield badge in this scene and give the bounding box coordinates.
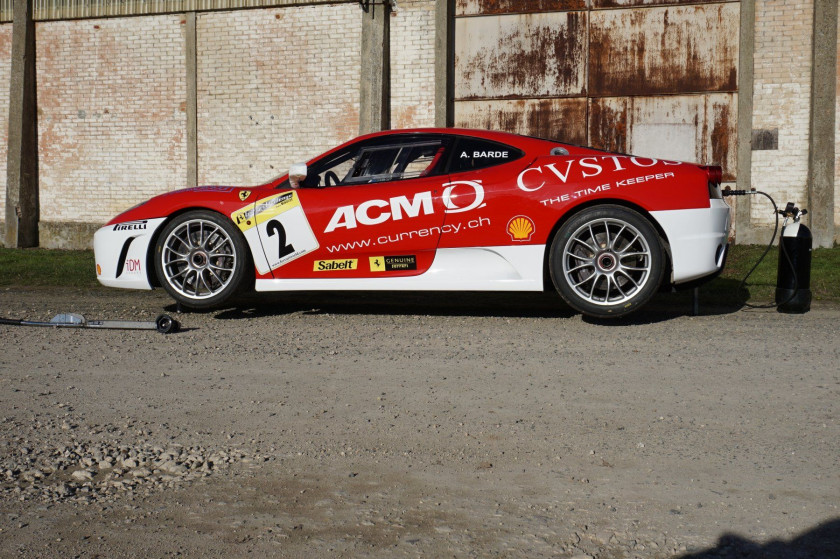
[238,190,252,201]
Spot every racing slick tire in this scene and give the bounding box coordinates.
[549,205,665,319]
[154,210,250,310]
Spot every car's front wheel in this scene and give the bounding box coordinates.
[154,210,250,309]
[549,205,665,318]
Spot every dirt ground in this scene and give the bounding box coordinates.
[0,286,838,558]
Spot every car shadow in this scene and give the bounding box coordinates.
[206,291,577,320]
[679,518,840,559]
[584,278,750,326]
[162,277,749,324]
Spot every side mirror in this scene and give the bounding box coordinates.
[288,163,307,188]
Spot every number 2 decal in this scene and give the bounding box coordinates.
[231,191,319,274]
[266,219,295,259]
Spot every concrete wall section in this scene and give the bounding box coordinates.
[749,0,813,230]
[836,11,840,241]
[36,15,187,224]
[391,0,436,129]
[0,23,11,223]
[195,5,360,186]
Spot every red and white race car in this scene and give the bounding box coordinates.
[94,128,730,318]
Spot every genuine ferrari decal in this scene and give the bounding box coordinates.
[231,190,319,274]
[314,259,358,272]
[238,190,252,201]
[507,216,535,242]
[369,255,417,272]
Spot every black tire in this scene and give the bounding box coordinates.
[549,205,665,318]
[154,210,250,310]
[155,314,180,334]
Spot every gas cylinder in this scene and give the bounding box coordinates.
[775,212,812,313]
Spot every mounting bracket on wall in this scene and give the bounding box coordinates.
[358,0,397,12]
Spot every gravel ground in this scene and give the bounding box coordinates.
[0,286,838,558]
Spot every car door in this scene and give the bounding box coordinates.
[260,135,452,279]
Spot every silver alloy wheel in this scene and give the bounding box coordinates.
[160,218,237,300]
[562,218,653,306]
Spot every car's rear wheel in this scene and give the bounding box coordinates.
[154,210,249,309]
[549,205,665,318]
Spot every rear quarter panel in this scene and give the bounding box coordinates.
[440,153,712,249]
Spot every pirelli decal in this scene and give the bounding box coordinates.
[369,255,417,272]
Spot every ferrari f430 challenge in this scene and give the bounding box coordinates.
[94,129,730,318]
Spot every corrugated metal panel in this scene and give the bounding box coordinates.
[456,0,585,16]
[1,0,353,23]
[589,4,740,96]
[455,11,587,100]
[454,98,587,144]
[589,94,737,180]
[593,0,733,7]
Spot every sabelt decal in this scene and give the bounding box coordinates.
[314,259,358,272]
[113,220,148,231]
[369,255,417,272]
[231,190,319,274]
[324,181,485,233]
[507,216,535,242]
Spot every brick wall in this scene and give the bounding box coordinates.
[390,0,436,129]
[196,4,360,186]
[750,0,814,229]
[36,15,187,224]
[0,23,11,223]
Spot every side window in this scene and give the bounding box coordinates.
[283,136,450,189]
[343,141,445,185]
[298,148,359,188]
[450,138,523,173]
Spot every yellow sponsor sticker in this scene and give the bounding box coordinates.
[314,259,358,272]
[231,191,300,232]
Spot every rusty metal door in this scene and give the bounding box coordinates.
[453,0,739,180]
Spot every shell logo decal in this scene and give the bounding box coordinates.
[507,215,535,242]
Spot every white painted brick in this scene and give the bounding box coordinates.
[35,15,187,223]
[196,5,360,185]
[750,0,814,229]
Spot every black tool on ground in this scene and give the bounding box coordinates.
[0,313,180,334]
[722,188,811,313]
